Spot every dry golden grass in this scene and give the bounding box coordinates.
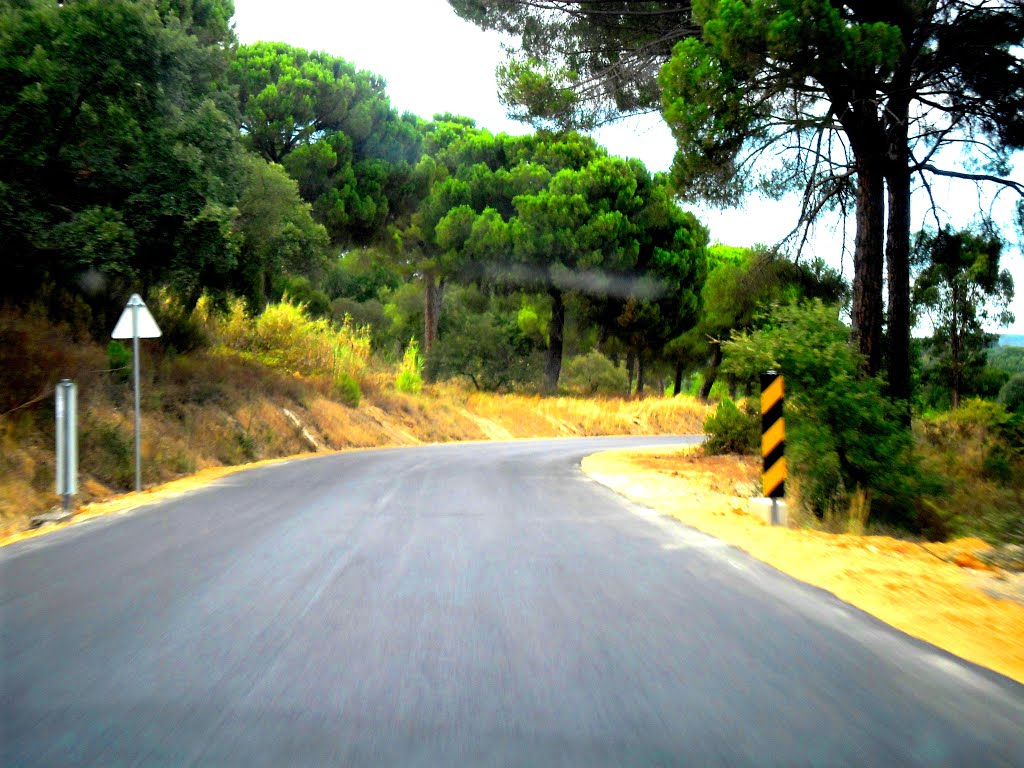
[310,398,395,448]
[582,445,1024,685]
[1,357,702,537]
[0,307,707,538]
[463,392,709,438]
[0,430,38,538]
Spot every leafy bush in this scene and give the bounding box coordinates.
[330,297,391,349]
[428,309,541,391]
[702,397,758,455]
[395,339,423,395]
[149,289,209,354]
[917,400,1024,544]
[722,300,935,533]
[1000,373,1024,413]
[212,298,371,383]
[107,341,131,382]
[274,276,330,318]
[562,351,628,396]
[333,371,361,408]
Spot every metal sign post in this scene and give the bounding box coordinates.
[112,294,161,492]
[55,379,77,515]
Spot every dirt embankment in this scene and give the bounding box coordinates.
[582,445,1024,686]
[1,373,708,539]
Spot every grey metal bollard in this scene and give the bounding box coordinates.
[55,379,77,515]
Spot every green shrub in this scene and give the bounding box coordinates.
[333,372,361,407]
[212,298,371,383]
[427,310,541,391]
[107,341,131,382]
[722,300,934,532]
[702,397,758,455]
[149,289,209,353]
[562,351,628,396]
[999,373,1024,413]
[395,339,423,395]
[917,400,1024,544]
[274,276,331,318]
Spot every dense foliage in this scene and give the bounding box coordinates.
[0,0,246,331]
[459,0,1024,412]
[229,41,425,245]
[722,301,936,533]
[988,345,1024,375]
[2,1,1020,543]
[702,397,758,455]
[912,228,1015,408]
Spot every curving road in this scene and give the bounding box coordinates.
[2,436,1023,766]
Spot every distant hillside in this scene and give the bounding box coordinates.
[999,335,1024,347]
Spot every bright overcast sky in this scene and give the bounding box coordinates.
[232,0,1023,333]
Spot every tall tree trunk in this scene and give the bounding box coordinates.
[698,341,722,400]
[423,271,440,358]
[636,353,645,396]
[626,349,636,396]
[885,96,913,421]
[673,361,684,396]
[852,156,886,376]
[951,283,962,408]
[422,274,446,382]
[544,286,565,393]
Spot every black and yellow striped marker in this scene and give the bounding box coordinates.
[760,371,785,498]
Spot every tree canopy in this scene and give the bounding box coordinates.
[912,227,1015,408]
[658,0,1023,402]
[457,0,1024,407]
[449,1,697,129]
[0,0,245,328]
[229,41,425,245]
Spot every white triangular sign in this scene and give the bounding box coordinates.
[111,294,162,339]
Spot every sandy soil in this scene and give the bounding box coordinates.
[582,445,1024,686]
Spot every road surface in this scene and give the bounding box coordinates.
[2,436,1023,766]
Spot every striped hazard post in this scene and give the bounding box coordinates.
[760,371,786,511]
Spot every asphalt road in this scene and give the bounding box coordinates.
[2,436,1023,766]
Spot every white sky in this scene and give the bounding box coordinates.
[231,0,1024,334]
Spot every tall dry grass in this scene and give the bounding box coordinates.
[463,392,709,437]
[1,305,710,537]
[209,298,371,384]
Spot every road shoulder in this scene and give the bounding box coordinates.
[581,445,1024,685]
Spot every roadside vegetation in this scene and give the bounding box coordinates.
[0,303,708,537]
[582,447,1024,685]
[701,297,1023,548]
[1,0,1021,557]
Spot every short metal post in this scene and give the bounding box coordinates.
[55,379,77,514]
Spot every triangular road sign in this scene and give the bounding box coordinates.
[111,294,162,339]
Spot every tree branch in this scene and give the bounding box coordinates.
[918,164,1024,195]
